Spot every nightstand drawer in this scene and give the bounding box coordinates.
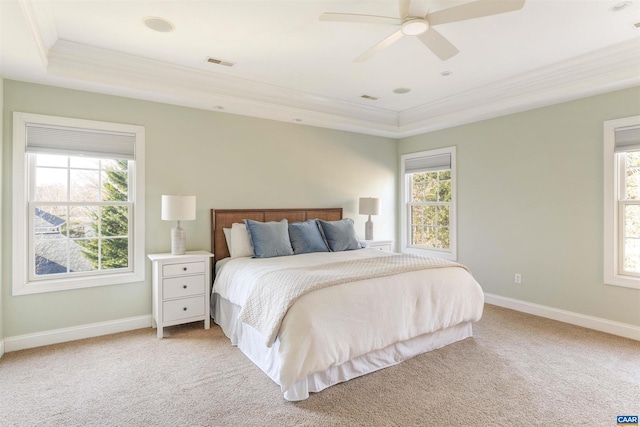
[162,261,205,277]
[363,240,394,252]
[163,296,205,322]
[163,275,205,299]
[372,244,392,252]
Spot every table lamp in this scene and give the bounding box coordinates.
[161,195,196,255]
[359,197,380,240]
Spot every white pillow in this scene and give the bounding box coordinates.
[223,228,232,254]
[230,223,253,258]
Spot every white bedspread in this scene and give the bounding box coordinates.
[213,249,484,392]
[240,254,470,347]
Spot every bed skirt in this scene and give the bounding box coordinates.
[212,294,473,401]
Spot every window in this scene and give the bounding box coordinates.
[604,116,640,289]
[400,147,456,260]
[13,112,145,295]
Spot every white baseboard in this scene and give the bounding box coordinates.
[484,293,640,341]
[3,315,153,353]
[0,339,4,358]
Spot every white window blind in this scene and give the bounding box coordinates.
[404,153,451,174]
[26,124,136,160]
[614,125,640,153]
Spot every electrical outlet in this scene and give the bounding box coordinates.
[514,273,522,284]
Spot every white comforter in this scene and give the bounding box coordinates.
[213,249,484,392]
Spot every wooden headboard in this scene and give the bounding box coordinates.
[210,208,343,264]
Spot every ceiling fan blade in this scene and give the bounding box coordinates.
[417,27,459,61]
[320,13,402,25]
[354,29,404,63]
[399,0,410,17]
[427,0,526,26]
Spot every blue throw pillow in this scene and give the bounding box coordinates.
[244,219,294,258]
[288,220,330,255]
[317,218,362,252]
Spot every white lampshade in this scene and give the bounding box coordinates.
[162,195,196,221]
[359,197,380,216]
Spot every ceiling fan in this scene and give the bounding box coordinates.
[319,0,526,62]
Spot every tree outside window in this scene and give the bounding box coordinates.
[620,151,640,275]
[33,156,131,277]
[409,170,451,249]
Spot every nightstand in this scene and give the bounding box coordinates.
[363,240,394,252]
[148,250,213,339]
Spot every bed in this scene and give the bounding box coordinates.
[210,208,484,401]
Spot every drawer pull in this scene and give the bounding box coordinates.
[183,267,188,271]
[183,285,187,289]
[183,307,187,311]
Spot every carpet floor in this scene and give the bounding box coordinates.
[0,304,638,426]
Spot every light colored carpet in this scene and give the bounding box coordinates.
[0,304,638,426]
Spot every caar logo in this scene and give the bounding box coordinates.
[617,415,639,426]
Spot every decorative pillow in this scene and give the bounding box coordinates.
[317,218,362,252]
[223,227,232,254]
[288,220,330,255]
[244,219,294,258]
[230,223,253,258]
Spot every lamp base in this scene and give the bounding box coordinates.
[365,217,374,241]
[171,224,186,255]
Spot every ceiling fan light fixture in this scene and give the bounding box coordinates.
[401,19,429,36]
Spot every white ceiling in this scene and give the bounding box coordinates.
[1,0,639,138]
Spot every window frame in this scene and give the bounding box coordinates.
[400,146,457,260]
[603,115,640,289]
[12,112,146,295]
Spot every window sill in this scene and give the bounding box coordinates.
[13,270,145,296]
[403,246,457,261]
[604,274,640,290]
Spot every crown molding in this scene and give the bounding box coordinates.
[45,37,640,138]
[47,39,400,136]
[19,0,640,138]
[18,0,57,68]
[397,39,640,136]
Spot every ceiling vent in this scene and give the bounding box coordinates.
[361,94,378,101]
[206,57,234,67]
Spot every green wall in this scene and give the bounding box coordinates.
[2,80,397,338]
[399,87,640,327]
[0,77,4,346]
[3,79,639,341]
